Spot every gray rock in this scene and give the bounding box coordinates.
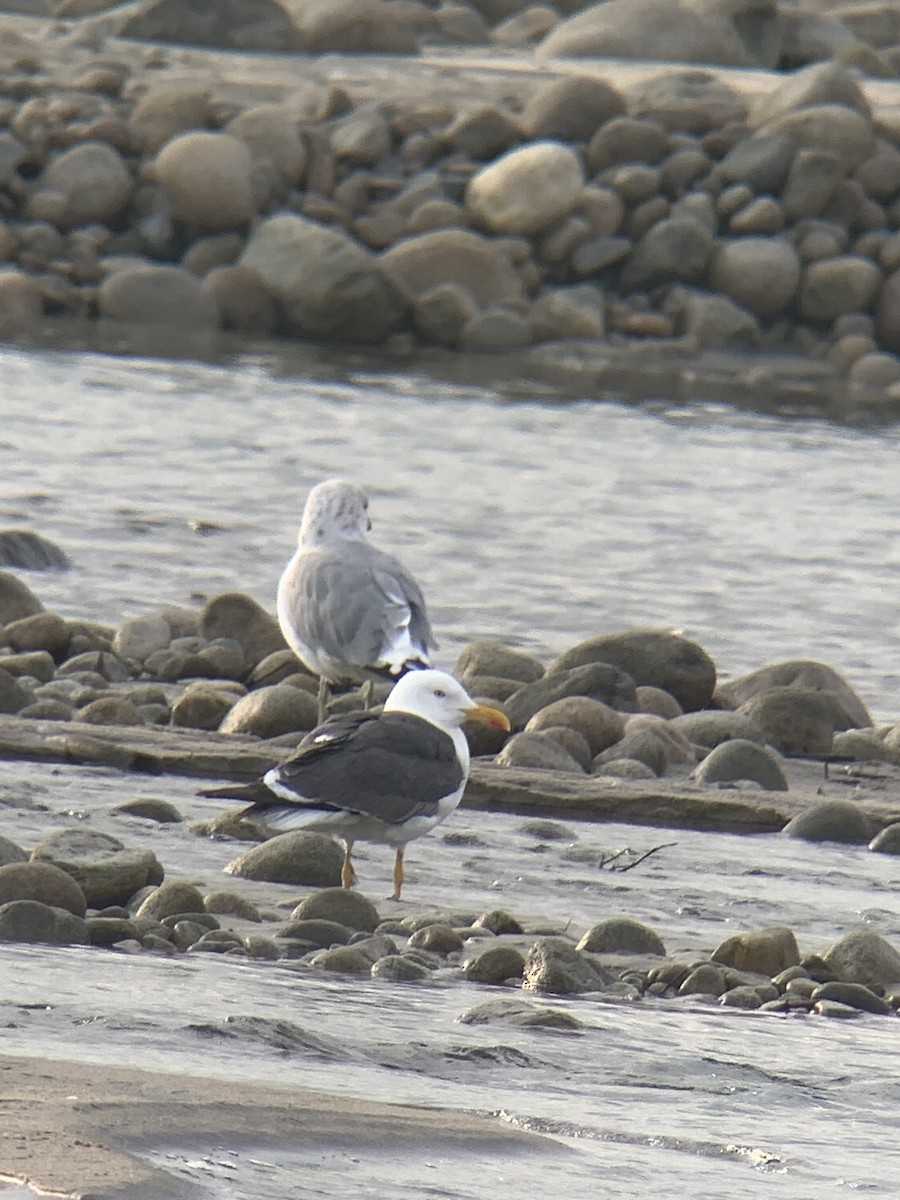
[820,929,900,990]
[782,800,874,845]
[407,924,464,954]
[711,926,800,975]
[113,614,172,663]
[720,985,766,1009]
[756,104,875,175]
[87,916,142,945]
[31,829,164,908]
[750,60,872,129]
[199,591,286,669]
[737,687,835,756]
[538,0,779,68]
[665,287,760,349]
[522,935,612,994]
[595,758,656,780]
[121,0,302,50]
[457,997,583,1030]
[290,887,381,932]
[506,663,638,729]
[593,728,668,776]
[869,823,900,855]
[586,116,670,171]
[0,532,70,572]
[715,132,796,194]
[412,282,478,348]
[0,899,89,946]
[225,831,343,888]
[525,695,626,755]
[678,962,729,997]
[473,908,524,935]
[520,75,625,142]
[0,570,43,624]
[0,668,29,714]
[716,659,871,729]
[798,255,882,324]
[171,683,239,730]
[371,954,431,982]
[708,237,800,321]
[459,308,532,353]
[669,709,763,749]
[0,860,87,916]
[692,738,788,790]
[57,650,131,683]
[627,69,747,135]
[495,731,585,773]
[440,105,522,160]
[382,229,526,310]
[463,944,526,983]
[810,980,891,1016]
[530,285,606,341]
[34,141,132,230]
[218,683,318,737]
[4,611,70,654]
[114,797,184,824]
[309,934,397,973]
[531,725,593,771]
[240,212,406,344]
[577,917,665,956]
[202,890,262,922]
[277,917,352,947]
[831,729,898,764]
[551,629,716,712]
[77,696,145,727]
[0,835,28,867]
[621,216,716,291]
[135,880,206,921]
[781,149,844,222]
[99,264,220,333]
[848,352,900,391]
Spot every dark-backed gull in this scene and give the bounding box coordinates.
[203,670,510,900]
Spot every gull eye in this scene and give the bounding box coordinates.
[434,689,447,699]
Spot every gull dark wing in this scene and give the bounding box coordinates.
[264,712,464,826]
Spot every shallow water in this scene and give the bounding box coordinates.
[3,342,900,1197]
[3,342,900,719]
[3,761,900,1198]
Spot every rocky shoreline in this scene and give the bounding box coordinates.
[0,6,899,419]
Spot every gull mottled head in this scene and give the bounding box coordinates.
[299,479,371,546]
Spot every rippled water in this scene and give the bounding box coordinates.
[3,761,900,1199]
[4,342,900,719]
[3,341,900,1197]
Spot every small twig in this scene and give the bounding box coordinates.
[598,842,678,872]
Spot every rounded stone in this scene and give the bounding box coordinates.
[98,264,220,332]
[465,142,585,237]
[407,924,464,954]
[737,687,834,756]
[711,926,800,976]
[820,929,900,990]
[463,944,526,984]
[291,887,381,933]
[526,696,625,756]
[371,954,431,983]
[0,860,87,917]
[577,917,665,956]
[35,141,132,229]
[199,592,286,668]
[240,212,407,343]
[520,75,625,142]
[31,828,164,908]
[4,611,70,655]
[135,880,206,920]
[155,131,256,229]
[0,899,89,946]
[0,570,43,625]
[218,683,318,737]
[798,255,882,324]
[112,614,172,663]
[869,823,900,855]
[225,832,344,888]
[709,237,800,321]
[782,800,874,845]
[692,738,788,790]
[455,641,544,685]
[382,228,526,310]
[171,683,238,730]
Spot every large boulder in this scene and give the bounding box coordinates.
[31,829,163,908]
[120,0,303,50]
[538,0,780,67]
[199,592,286,668]
[797,256,882,324]
[620,216,716,291]
[550,631,716,712]
[716,660,872,729]
[240,212,407,342]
